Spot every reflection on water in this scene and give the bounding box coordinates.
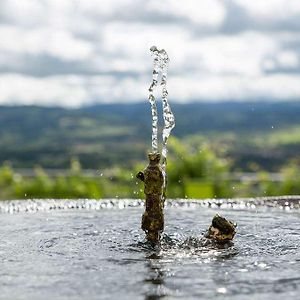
[144,255,168,300]
[0,199,299,299]
[142,237,238,300]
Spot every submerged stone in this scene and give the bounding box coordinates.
[206,214,236,244]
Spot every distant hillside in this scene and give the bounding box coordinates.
[1,102,300,171]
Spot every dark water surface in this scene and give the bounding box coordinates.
[0,198,299,300]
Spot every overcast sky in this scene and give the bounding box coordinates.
[0,0,300,107]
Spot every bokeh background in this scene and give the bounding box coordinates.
[0,0,300,199]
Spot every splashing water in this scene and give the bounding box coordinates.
[149,47,159,153]
[160,52,175,172]
[149,46,175,175]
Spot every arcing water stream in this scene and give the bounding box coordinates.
[148,46,175,174]
[137,46,176,245]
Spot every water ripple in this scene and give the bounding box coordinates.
[0,199,299,299]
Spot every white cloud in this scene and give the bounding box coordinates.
[101,25,282,77]
[0,72,300,108]
[0,0,300,106]
[188,32,278,76]
[0,74,147,107]
[0,74,89,107]
[276,51,299,68]
[234,0,300,22]
[75,0,134,16]
[0,25,94,61]
[101,22,188,72]
[1,0,46,26]
[147,0,226,27]
[169,73,300,101]
[1,0,133,24]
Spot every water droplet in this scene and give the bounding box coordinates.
[238,268,248,272]
[217,287,227,294]
[258,262,267,269]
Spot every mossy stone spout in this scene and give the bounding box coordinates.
[137,153,164,246]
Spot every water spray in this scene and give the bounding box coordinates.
[137,46,175,246]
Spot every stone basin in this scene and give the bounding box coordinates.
[0,197,299,299]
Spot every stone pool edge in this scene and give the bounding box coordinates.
[0,196,299,213]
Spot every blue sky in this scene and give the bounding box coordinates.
[0,0,300,107]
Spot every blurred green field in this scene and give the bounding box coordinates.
[0,102,300,200]
[1,102,300,172]
[1,137,299,200]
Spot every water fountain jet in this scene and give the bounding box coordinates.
[137,46,175,246]
[137,46,237,247]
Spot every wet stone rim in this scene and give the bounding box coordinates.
[0,196,299,214]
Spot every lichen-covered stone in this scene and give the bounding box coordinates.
[206,214,236,243]
[137,152,164,246]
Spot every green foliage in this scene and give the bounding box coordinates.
[0,162,16,199]
[184,181,214,199]
[278,160,300,195]
[223,162,300,197]
[0,145,299,200]
[1,159,103,200]
[166,137,231,198]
